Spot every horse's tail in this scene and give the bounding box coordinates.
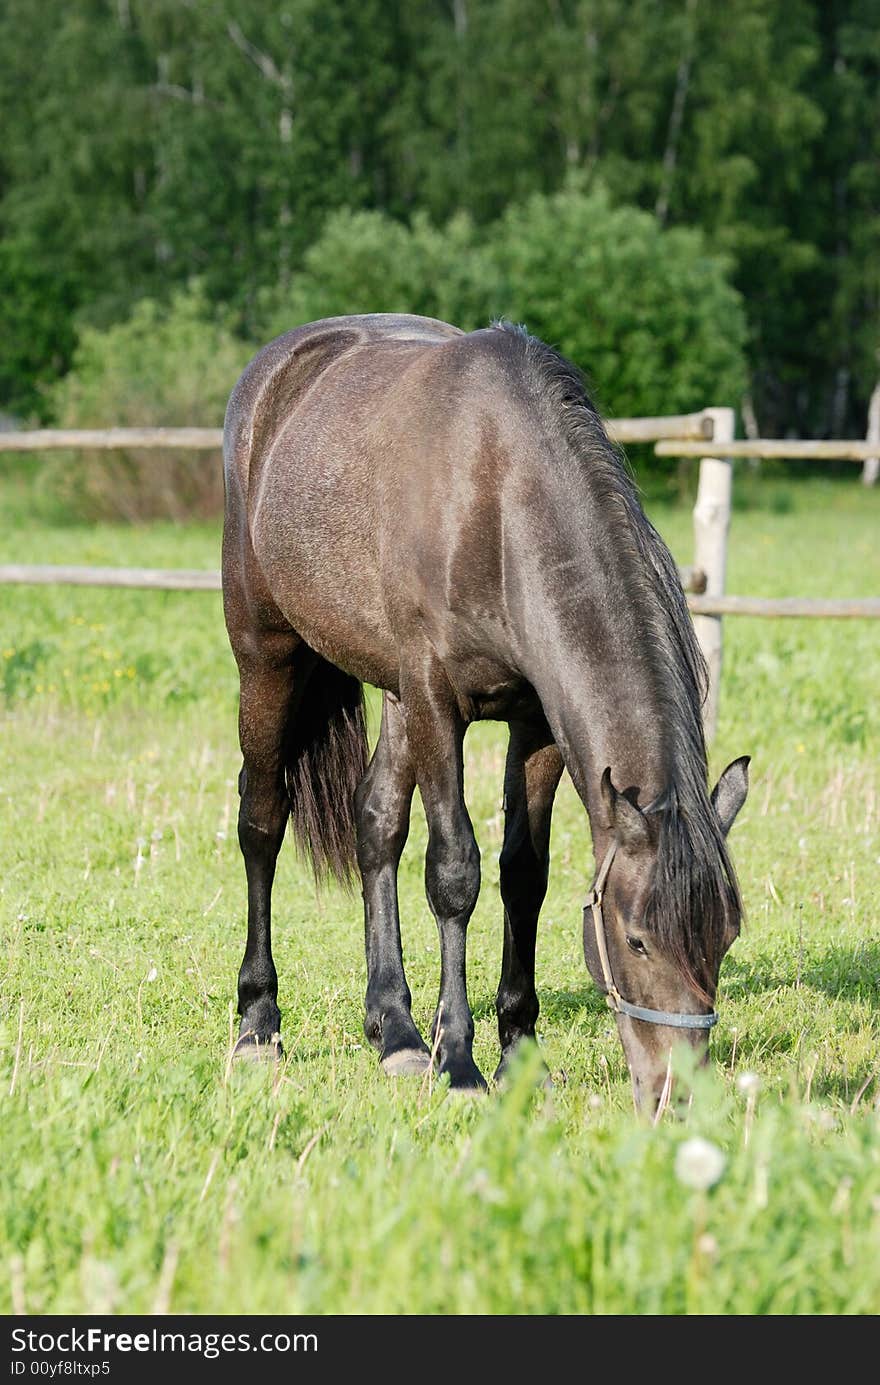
[285,657,369,887]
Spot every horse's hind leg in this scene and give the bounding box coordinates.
[355,694,431,1077]
[400,656,485,1091]
[232,627,303,1058]
[495,720,563,1083]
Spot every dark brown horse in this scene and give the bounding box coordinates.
[222,314,749,1112]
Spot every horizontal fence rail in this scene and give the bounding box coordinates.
[0,427,223,452]
[0,564,713,597]
[0,412,718,453]
[686,596,880,618]
[605,412,713,443]
[0,564,222,591]
[5,568,877,619]
[5,426,871,460]
[655,439,878,462]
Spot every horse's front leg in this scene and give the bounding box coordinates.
[401,658,484,1092]
[495,720,563,1083]
[355,693,431,1076]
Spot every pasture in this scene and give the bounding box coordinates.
[1,471,879,1315]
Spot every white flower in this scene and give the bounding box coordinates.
[736,1071,761,1096]
[675,1137,726,1190]
[145,966,158,983]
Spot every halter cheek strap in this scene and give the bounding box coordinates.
[583,840,719,1031]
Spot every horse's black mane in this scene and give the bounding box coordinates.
[492,320,742,999]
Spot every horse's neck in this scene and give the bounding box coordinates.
[538,644,670,817]
[513,528,675,821]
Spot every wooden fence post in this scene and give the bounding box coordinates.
[692,407,735,740]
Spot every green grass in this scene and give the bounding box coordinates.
[1,473,879,1314]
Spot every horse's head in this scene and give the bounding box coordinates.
[584,757,750,1114]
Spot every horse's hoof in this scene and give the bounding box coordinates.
[381,1048,431,1077]
[493,1066,554,1092]
[493,1047,556,1090]
[440,1061,488,1095]
[233,1032,283,1063]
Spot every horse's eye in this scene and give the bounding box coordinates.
[626,935,648,956]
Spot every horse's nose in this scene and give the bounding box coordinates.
[634,1053,706,1117]
[632,1068,672,1116]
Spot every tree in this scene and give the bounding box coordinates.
[261,207,500,339]
[266,182,748,421]
[0,0,875,441]
[492,181,748,418]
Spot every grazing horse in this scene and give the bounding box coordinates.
[222,314,749,1112]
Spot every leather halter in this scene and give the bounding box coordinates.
[584,840,719,1030]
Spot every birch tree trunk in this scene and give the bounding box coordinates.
[655,0,699,226]
[861,380,880,486]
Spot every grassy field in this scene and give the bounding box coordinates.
[1,471,879,1315]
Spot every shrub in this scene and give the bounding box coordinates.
[44,287,253,521]
[262,208,501,341]
[492,181,749,418]
[264,183,747,425]
[39,190,748,523]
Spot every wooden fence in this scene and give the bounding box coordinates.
[2,412,878,738]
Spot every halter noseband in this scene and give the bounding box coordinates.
[584,840,718,1030]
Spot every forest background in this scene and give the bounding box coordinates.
[0,0,877,517]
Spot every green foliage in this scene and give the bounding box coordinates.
[42,286,252,521]
[0,0,157,409]
[49,285,246,430]
[264,185,747,420]
[0,2,878,449]
[20,184,747,523]
[263,208,501,338]
[492,182,748,416]
[1,476,879,1312]
[0,235,79,419]
[816,1,880,405]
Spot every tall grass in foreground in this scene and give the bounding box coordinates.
[0,476,878,1313]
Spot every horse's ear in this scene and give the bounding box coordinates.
[711,756,750,837]
[600,767,650,850]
